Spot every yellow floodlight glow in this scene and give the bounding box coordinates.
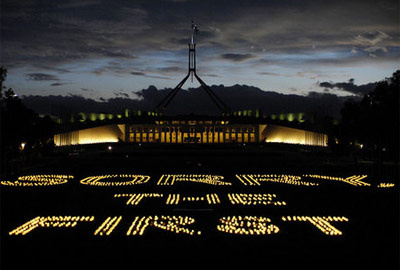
[54,124,124,146]
[261,125,327,147]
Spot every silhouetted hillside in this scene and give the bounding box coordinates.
[21,84,355,117]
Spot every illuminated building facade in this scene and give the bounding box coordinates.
[54,119,327,147]
[53,22,328,147]
[126,119,257,144]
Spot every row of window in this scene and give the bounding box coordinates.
[128,126,256,133]
[155,121,226,125]
[128,132,257,143]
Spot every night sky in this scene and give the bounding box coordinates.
[1,0,399,100]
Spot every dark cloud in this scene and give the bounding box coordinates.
[131,71,147,76]
[157,66,185,74]
[26,73,59,81]
[353,31,393,57]
[354,31,391,45]
[3,1,398,68]
[146,75,172,80]
[203,74,221,78]
[319,79,377,96]
[2,0,398,72]
[258,72,281,76]
[130,71,171,80]
[90,62,139,76]
[2,0,148,69]
[113,90,130,98]
[50,82,66,86]
[32,65,72,74]
[1,0,398,99]
[220,53,257,62]
[80,88,94,93]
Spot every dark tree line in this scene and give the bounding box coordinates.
[334,70,399,162]
[0,67,55,176]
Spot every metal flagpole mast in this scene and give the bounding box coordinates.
[155,21,230,114]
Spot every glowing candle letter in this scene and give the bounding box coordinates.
[217,216,279,235]
[9,216,94,236]
[114,193,163,205]
[94,216,122,236]
[126,216,201,236]
[282,216,349,236]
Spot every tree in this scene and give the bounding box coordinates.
[1,67,55,176]
[338,70,399,160]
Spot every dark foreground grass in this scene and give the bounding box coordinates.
[1,149,398,267]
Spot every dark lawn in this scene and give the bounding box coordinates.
[1,149,398,267]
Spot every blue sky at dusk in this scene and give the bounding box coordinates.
[1,0,399,100]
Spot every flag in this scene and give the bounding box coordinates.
[192,21,199,34]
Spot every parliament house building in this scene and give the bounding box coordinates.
[54,22,328,148]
